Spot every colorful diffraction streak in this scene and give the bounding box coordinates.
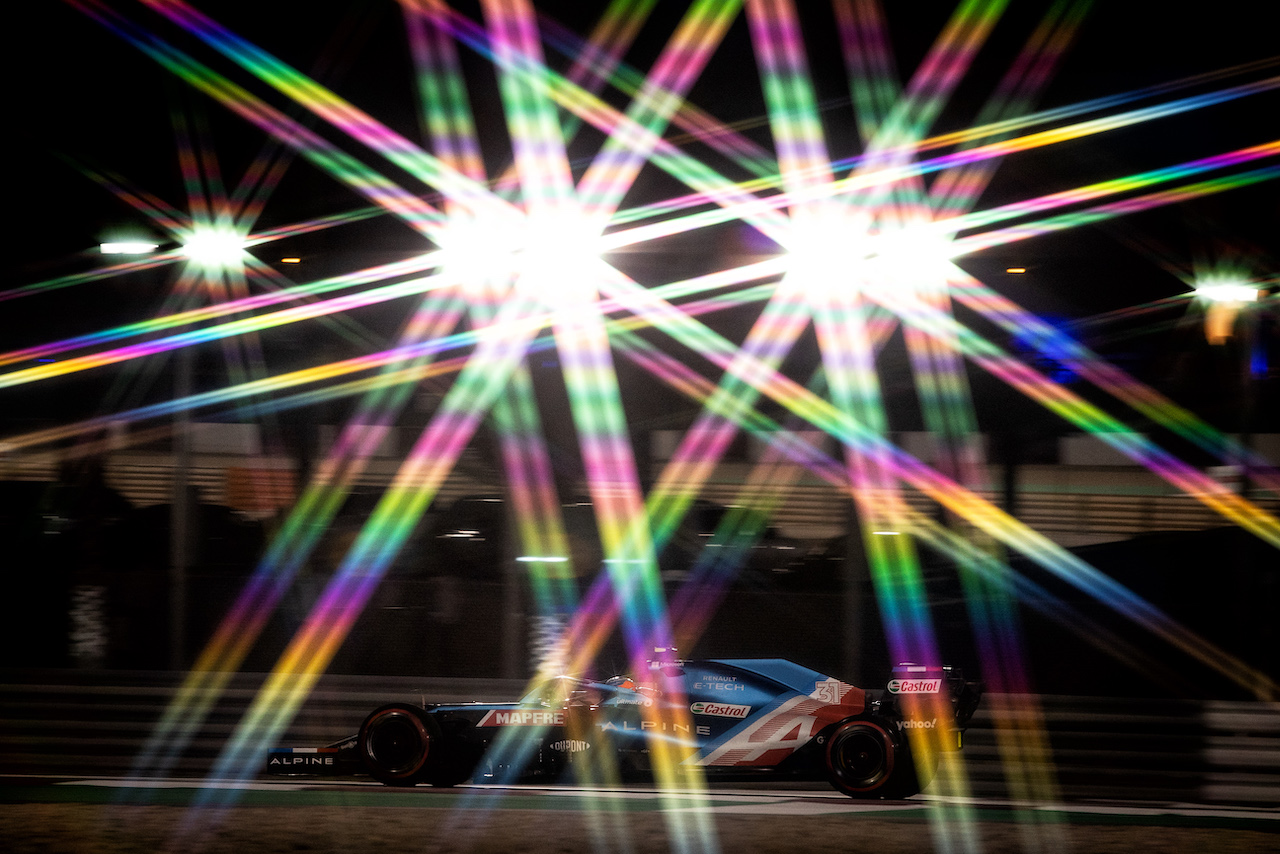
[16,4,1280,854]
[126,288,469,783]
[595,262,1277,696]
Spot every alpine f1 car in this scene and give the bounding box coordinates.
[267,656,981,798]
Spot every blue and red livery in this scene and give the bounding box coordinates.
[267,655,981,799]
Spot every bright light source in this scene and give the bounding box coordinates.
[519,215,604,297]
[1006,266,1027,274]
[783,215,862,297]
[1194,281,1259,303]
[866,225,958,284]
[280,257,302,264]
[101,242,159,255]
[437,215,527,282]
[871,530,901,536]
[437,212,605,301]
[182,226,247,268]
[1195,276,1260,345]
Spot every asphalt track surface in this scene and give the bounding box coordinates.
[2,777,1277,853]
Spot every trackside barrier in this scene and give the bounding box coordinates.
[962,694,1280,804]
[1,672,1277,804]
[0,670,525,779]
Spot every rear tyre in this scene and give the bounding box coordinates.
[359,704,435,786]
[825,719,917,798]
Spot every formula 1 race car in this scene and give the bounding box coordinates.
[267,655,982,799]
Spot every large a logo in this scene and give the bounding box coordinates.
[690,701,751,719]
[887,678,942,694]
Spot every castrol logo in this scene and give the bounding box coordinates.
[887,678,942,694]
[690,701,751,719]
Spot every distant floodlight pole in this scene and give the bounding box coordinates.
[1195,278,1259,345]
[170,226,247,669]
[100,241,160,255]
[1195,274,1263,497]
[85,238,160,666]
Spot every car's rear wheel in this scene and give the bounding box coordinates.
[824,719,905,798]
[359,704,435,786]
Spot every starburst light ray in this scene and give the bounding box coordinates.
[124,287,469,783]
[948,272,1280,496]
[0,266,458,389]
[739,5,963,831]
[196,282,552,804]
[859,277,1280,547]
[0,261,792,459]
[6,99,1274,389]
[68,0,450,236]
[523,311,1248,847]
[527,314,1229,699]
[53,0,1280,302]
[594,47,1276,233]
[0,252,183,304]
[7,165,1269,540]
[840,0,1086,826]
[140,0,519,228]
[590,258,1278,697]
[15,8,1280,851]
[595,74,1280,254]
[483,1,716,838]
[0,250,446,370]
[47,262,1259,701]
[407,0,581,696]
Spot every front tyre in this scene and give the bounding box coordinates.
[359,704,435,786]
[825,719,917,798]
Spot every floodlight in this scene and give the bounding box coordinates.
[182,226,247,268]
[872,226,958,279]
[437,215,527,282]
[519,215,605,292]
[100,242,159,255]
[1194,281,1259,304]
[783,216,858,293]
[1195,274,1260,345]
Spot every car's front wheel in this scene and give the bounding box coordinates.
[358,704,435,786]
